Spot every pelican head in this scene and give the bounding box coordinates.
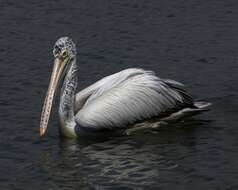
[40,37,76,137]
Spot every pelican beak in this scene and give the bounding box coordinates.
[40,57,69,137]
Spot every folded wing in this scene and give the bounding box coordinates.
[74,68,194,130]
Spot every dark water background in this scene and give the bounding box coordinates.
[1,0,238,189]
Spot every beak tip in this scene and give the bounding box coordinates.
[39,127,46,137]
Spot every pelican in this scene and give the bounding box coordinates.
[40,37,211,138]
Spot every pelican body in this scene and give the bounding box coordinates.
[40,37,211,138]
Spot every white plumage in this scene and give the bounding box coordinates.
[75,68,194,130]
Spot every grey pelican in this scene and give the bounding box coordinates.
[40,37,211,138]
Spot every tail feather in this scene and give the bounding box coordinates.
[194,101,212,111]
[161,101,211,122]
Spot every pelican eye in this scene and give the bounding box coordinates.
[61,50,68,58]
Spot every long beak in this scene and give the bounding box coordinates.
[40,57,68,137]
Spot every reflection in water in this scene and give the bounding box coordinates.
[39,119,210,189]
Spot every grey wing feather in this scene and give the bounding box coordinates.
[74,68,194,130]
[74,68,145,111]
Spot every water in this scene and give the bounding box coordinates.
[1,0,238,189]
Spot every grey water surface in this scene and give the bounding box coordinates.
[1,0,238,189]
